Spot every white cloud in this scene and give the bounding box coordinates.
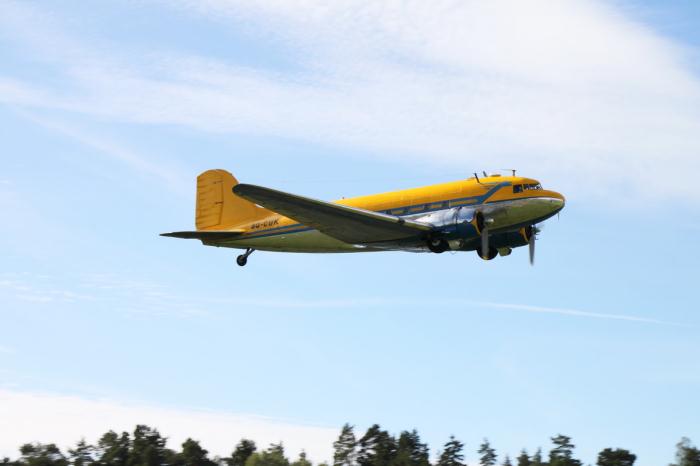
[0,389,337,462]
[1,1,699,204]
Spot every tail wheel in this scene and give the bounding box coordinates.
[476,247,498,260]
[427,238,449,253]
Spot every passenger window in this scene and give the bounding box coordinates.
[513,185,523,193]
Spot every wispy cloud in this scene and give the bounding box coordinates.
[1,1,699,203]
[0,389,337,462]
[13,111,189,194]
[467,301,682,326]
[1,272,683,326]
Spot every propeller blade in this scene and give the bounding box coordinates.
[529,230,536,265]
[481,226,489,258]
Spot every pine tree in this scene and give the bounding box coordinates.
[392,431,430,466]
[478,440,497,466]
[530,449,543,466]
[292,451,312,466]
[97,431,130,466]
[502,456,512,466]
[437,436,465,466]
[227,440,258,466]
[18,443,68,466]
[548,435,581,466]
[334,425,357,466]
[670,438,700,466]
[357,425,397,466]
[516,450,530,466]
[595,448,636,466]
[127,425,171,466]
[177,438,216,466]
[68,439,95,466]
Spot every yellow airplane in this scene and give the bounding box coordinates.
[162,169,565,266]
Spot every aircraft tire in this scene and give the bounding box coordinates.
[476,247,498,260]
[427,238,449,254]
[236,255,248,267]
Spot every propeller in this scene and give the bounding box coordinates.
[528,225,540,266]
[481,224,490,258]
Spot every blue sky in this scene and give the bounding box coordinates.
[0,1,699,465]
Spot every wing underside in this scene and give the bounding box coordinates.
[232,184,432,244]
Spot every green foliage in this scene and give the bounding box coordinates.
[478,439,497,466]
[596,448,636,466]
[227,440,258,466]
[671,438,700,466]
[530,449,544,466]
[18,443,68,466]
[245,443,290,466]
[357,425,396,466]
[436,436,465,466]
[502,456,512,466]
[68,439,95,466]
[97,431,130,466]
[292,451,313,466]
[334,425,357,466]
[548,435,581,466]
[127,425,172,466]
[516,450,531,466]
[392,431,430,466]
[174,438,217,466]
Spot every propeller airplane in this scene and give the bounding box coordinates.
[162,169,565,267]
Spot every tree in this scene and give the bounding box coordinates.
[245,443,290,466]
[596,448,635,466]
[548,435,581,466]
[126,425,172,466]
[530,449,543,466]
[516,450,531,466]
[175,438,216,466]
[291,451,312,466]
[334,425,357,466]
[18,443,68,466]
[478,440,497,466]
[502,457,512,466]
[227,440,257,466]
[357,425,396,466]
[97,431,130,466]
[437,436,465,466]
[68,440,95,466]
[671,438,700,466]
[392,431,429,466]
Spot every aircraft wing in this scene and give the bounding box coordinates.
[160,230,244,240]
[233,184,433,244]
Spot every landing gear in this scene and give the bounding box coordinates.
[476,246,498,260]
[236,248,255,267]
[427,237,449,253]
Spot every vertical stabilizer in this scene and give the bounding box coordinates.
[196,169,268,230]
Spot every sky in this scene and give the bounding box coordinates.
[0,1,699,465]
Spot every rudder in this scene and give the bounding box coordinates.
[196,169,268,230]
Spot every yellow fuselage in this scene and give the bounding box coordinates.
[217,175,564,253]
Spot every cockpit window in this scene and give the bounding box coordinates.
[514,183,542,193]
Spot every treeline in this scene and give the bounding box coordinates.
[1,424,699,466]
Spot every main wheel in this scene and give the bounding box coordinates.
[476,247,498,260]
[427,238,449,253]
[236,255,248,267]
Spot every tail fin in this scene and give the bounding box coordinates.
[196,169,268,230]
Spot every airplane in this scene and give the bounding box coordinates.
[162,169,565,266]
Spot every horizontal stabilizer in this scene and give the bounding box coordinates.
[160,230,243,240]
[232,184,432,244]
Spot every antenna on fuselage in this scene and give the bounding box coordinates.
[473,172,483,184]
